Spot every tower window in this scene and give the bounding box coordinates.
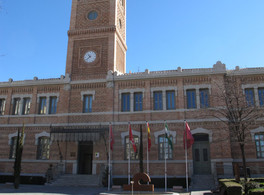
[154,91,163,110]
[187,89,196,109]
[134,92,143,111]
[39,97,47,114]
[119,19,122,29]
[13,98,21,115]
[166,91,175,110]
[49,97,57,114]
[245,88,255,107]
[22,98,31,115]
[88,11,98,20]
[258,88,264,106]
[121,93,130,112]
[200,89,210,108]
[83,95,93,113]
[0,99,6,115]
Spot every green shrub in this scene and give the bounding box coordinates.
[259,183,264,187]
[245,182,261,194]
[219,180,243,195]
[249,178,264,183]
[248,188,264,195]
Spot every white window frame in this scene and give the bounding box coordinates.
[37,93,59,115]
[151,87,177,111]
[184,85,211,109]
[119,88,145,112]
[11,94,32,115]
[242,84,264,107]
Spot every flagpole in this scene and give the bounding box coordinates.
[128,123,130,185]
[146,121,149,176]
[164,121,167,192]
[108,123,111,191]
[184,120,189,192]
[165,147,167,192]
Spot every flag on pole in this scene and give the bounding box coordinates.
[184,121,194,149]
[146,121,151,152]
[109,123,114,151]
[129,123,137,153]
[164,122,173,150]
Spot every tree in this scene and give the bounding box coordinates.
[212,75,263,180]
[13,124,25,189]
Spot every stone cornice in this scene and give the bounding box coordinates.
[227,67,264,76]
[68,26,117,37]
[0,75,71,88]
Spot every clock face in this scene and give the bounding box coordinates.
[84,51,96,63]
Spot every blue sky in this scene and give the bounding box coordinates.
[0,0,264,81]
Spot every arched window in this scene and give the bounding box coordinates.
[37,137,50,160]
[158,135,173,160]
[255,133,264,158]
[125,136,139,160]
[10,137,18,159]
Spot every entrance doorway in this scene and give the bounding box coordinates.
[192,134,211,175]
[78,141,93,174]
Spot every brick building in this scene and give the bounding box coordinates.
[0,0,264,185]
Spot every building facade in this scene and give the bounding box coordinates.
[0,0,264,184]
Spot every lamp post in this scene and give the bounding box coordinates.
[131,181,134,195]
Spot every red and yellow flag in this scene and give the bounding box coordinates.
[146,122,151,152]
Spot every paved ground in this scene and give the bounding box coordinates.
[0,184,215,195]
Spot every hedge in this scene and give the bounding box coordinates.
[219,179,243,195]
[248,188,264,195]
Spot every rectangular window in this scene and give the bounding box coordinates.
[121,93,130,112]
[154,91,163,110]
[134,92,143,111]
[245,88,255,107]
[22,98,31,115]
[255,134,264,158]
[187,89,196,109]
[125,136,139,160]
[0,99,6,115]
[10,137,18,159]
[83,95,93,113]
[258,88,264,107]
[158,136,173,160]
[166,91,175,110]
[37,137,50,160]
[200,89,210,108]
[39,97,47,114]
[49,97,57,114]
[13,98,21,115]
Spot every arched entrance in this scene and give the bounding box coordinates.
[192,133,211,175]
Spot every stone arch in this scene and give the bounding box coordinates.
[154,129,176,144]
[191,128,213,142]
[8,132,26,145]
[121,129,140,145]
[35,131,51,145]
[250,126,264,142]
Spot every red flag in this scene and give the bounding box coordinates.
[147,122,151,152]
[184,121,194,149]
[129,123,137,153]
[109,123,114,151]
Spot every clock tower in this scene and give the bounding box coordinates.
[65,0,127,80]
